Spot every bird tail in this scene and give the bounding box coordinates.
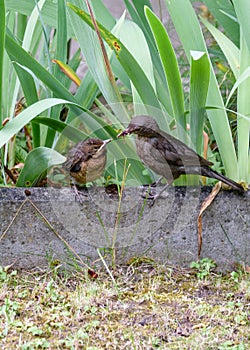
[201,167,244,192]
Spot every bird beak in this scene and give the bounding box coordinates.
[117,129,129,138]
[98,138,112,152]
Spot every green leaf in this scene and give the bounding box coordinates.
[233,0,250,53]
[5,33,81,114]
[0,0,6,123]
[22,0,46,51]
[3,0,46,155]
[67,2,162,111]
[16,147,66,187]
[165,0,239,180]
[56,0,67,64]
[67,0,127,121]
[12,62,40,148]
[202,0,239,47]
[6,0,74,37]
[201,4,249,183]
[33,116,87,142]
[117,19,155,115]
[66,70,99,123]
[46,0,69,147]
[91,0,116,30]
[237,35,250,182]
[0,98,84,148]
[145,7,186,141]
[124,0,173,116]
[131,0,153,29]
[6,0,116,38]
[201,17,240,79]
[189,51,210,154]
[226,67,250,106]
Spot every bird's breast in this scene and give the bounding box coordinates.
[136,136,175,181]
[70,152,107,184]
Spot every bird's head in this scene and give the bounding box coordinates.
[117,115,160,138]
[84,138,112,157]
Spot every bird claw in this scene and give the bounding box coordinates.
[141,185,168,206]
[72,184,88,204]
[140,186,159,207]
[148,198,156,207]
[147,194,159,207]
[140,178,164,206]
[141,186,156,200]
[142,192,157,201]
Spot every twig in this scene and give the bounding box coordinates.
[0,196,91,270]
[0,197,29,242]
[111,161,131,265]
[197,182,221,258]
[4,165,17,184]
[27,198,91,270]
[97,248,120,295]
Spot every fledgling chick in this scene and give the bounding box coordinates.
[63,138,111,202]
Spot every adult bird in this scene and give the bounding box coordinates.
[63,138,111,202]
[118,115,244,202]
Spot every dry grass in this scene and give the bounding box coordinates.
[0,260,249,349]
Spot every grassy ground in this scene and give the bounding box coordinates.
[0,260,249,349]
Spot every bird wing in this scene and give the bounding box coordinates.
[63,142,92,172]
[151,131,213,167]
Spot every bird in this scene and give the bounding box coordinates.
[118,115,244,202]
[63,138,111,202]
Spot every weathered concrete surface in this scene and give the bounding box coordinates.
[0,187,249,271]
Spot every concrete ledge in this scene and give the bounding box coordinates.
[0,187,249,271]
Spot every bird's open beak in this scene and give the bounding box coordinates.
[98,138,112,152]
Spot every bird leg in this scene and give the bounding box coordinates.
[152,183,170,202]
[141,185,157,200]
[147,180,174,206]
[152,176,164,187]
[141,176,164,199]
[71,181,88,205]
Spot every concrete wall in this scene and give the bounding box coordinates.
[0,187,249,271]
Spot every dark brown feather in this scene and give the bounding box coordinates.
[63,138,109,184]
[121,115,244,192]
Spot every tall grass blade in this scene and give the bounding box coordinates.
[201,0,239,47]
[0,0,5,123]
[201,18,240,79]
[67,2,162,112]
[165,0,239,180]
[145,7,186,141]
[237,35,250,182]
[189,51,210,154]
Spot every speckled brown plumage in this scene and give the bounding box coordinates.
[63,138,111,201]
